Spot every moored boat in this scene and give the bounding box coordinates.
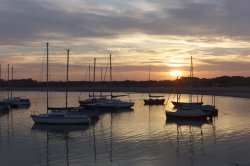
[143,68,165,105]
[165,109,211,120]
[74,107,99,118]
[31,110,90,124]
[0,97,31,108]
[171,56,203,108]
[81,54,134,110]
[144,98,165,105]
[31,43,91,125]
[178,103,218,115]
[82,98,134,110]
[0,104,10,113]
[171,101,203,108]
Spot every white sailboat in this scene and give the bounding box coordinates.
[81,54,134,110]
[31,43,90,124]
[78,58,99,106]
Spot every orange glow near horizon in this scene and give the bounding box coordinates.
[170,70,182,78]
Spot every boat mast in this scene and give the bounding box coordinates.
[88,64,91,98]
[11,66,13,99]
[0,64,1,80]
[109,54,112,99]
[93,58,96,99]
[66,49,70,108]
[46,42,49,113]
[7,64,10,99]
[148,67,151,98]
[176,76,179,103]
[189,56,193,103]
[100,68,103,97]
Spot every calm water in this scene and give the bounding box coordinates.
[0,91,250,166]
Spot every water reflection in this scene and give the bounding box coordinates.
[112,108,134,113]
[166,118,216,166]
[31,124,90,134]
[1,92,250,166]
[32,124,90,166]
[166,118,213,127]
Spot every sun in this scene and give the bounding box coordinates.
[170,70,182,78]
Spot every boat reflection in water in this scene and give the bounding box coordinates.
[31,124,90,134]
[165,118,216,166]
[166,118,213,129]
[31,123,95,166]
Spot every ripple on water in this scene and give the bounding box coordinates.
[1,92,250,166]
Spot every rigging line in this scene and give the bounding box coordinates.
[100,56,110,97]
[78,67,89,100]
[164,93,172,110]
[33,46,47,114]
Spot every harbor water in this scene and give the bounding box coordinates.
[0,91,250,166]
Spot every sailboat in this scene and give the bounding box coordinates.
[0,65,31,108]
[81,54,134,110]
[180,95,218,116]
[144,67,165,105]
[165,108,211,120]
[31,43,90,124]
[78,58,101,105]
[166,56,211,120]
[171,56,203,108]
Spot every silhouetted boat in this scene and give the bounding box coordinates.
[165,109,211,120]
[180,104,218,115]
[166,118,212,127]
[171,56,203,108]
[31,109,90,124]
[172,101,203,108]
[0,65,31,108]
[144,67,165,105]
[31,43,90,124]
[49,107,99,119]
[81,54,134,110]
[0,97,31,108]
[0,104,10,113]
[83,98,134,110]
[144,97,165,105]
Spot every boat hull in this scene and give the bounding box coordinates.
[144,99,165,105]
[0,98,30,108]
[82,102,134,110]
[31,115,90,124]
[0,105,10,113]
[74,109,99,118]
[171,101,203,108]
[165,111,210,120]
[179,104,218,116]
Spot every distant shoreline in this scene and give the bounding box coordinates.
[1,86,250,99]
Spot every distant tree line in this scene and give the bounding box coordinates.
[0,76,250,88]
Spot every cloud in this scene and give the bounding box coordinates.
[0,0,250,80]
[1,0,250,44]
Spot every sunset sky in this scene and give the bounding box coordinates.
[0,0,250,81]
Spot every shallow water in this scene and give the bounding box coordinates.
[0,91,250,166]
